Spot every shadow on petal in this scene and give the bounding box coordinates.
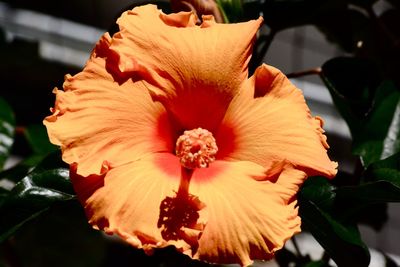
[158,193,206,255]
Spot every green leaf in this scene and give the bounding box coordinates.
[10,201,107,267]
[18,150,72,195]
[321,58,400,166]
[0,124,58,184]
[336,181,400,204]
[0,154,45,183]
[0,151,74,243]
[0,97,15,170]
[0,187,8,206]
[217,0,243,22]
[299,177,370,267]
[353,81,400,166]
[365,152,400,185]
[300,176,336,212]
[331,154,400,226]
[299,200,370,267]
[332,153,400,209]
[23,124,57,155]
[321,57,382,131]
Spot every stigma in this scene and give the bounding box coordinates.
[175,127,218,169]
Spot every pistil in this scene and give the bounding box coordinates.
[175,127,218,169]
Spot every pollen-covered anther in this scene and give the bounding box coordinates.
[175,127,218,169]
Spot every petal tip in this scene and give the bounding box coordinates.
[160,10,197,27]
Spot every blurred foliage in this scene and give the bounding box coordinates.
[0,0,400,266]
[216,0,243,22]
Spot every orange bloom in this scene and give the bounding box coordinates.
[44,5,337,266]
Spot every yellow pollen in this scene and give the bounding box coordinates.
[175,128,218,169]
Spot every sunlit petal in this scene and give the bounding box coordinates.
[189,160,302,266]
[71,153,201,251]
[108,5,263,131]
[44,33,174,176]
[217,64,337,178]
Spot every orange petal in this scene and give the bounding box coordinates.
[189,160,302,266]
[74,154,303,266]
[108,4,263,131]
[44,33,174,176]
[216,64,337,178]
[74,153,195,251]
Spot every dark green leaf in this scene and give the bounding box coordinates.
[11,201,106,267]
[0,150,66,185]
[0,97,15,170]
[321,57,382,131]
[217,0,243,22]
[353,81,400,166]
[23,124,57,155]
[30,150,68,175]
[322,58,400,166]
[353,203,388,231]
[299,199,370,267]
[330,175,389,229]
[299,177,370,267]
[262,0,345,31]
[365,152,400,185]
[336,181,400,204]
[0,187,8,206]
[274,247,299,267]
[333,153,400,210]
[0,154,45,183]
[332,154,400,227]
[300,176,336,212]
[0,152,74,243]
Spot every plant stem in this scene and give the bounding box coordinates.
[286,67,322,79]
[291,235,302,257]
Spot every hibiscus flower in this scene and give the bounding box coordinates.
[44,4,337,266]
